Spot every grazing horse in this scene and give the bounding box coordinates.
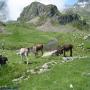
[17,47,32,64]
[32,44,43,56]
[55,44,73,57]
[0,55,8,66]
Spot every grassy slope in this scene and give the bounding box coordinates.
[2,23,60,49]
[0,23,90,89]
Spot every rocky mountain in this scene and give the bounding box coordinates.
[18,1,89,31]
[18,2,60,22]
[18,2,80,24]
[73,0,90,24]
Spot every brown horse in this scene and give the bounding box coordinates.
[32,44,44,56]
[55,44,73,57]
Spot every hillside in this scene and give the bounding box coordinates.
[73,0,90,24]
[0,21,6,34]
[0,23,90,90]
[18,1,80,24]
[64,0,90,25]
[0,1,90,90]
[18,2,89,31]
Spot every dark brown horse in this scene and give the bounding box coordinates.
[33,44,44,56]
[55,44,73,57]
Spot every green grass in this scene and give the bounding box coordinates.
[0,23,61,49]
[19,58,90,90]
[0,23,90,90]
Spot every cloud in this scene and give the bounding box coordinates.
[0,0,9,21]
[7,0,32,20]
[7,0,66,20]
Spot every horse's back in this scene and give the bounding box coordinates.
[20,48,28,52]
[63,44,73,50]
[35,44,43,51]
[19,48,28,55]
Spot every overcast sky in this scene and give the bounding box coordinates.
[7,0,77,20]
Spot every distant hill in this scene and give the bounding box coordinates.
[18,1,89,31]
[63,0,90,30]
[73,0,90,24]
[0,21,6,34]
[0,21,6,26]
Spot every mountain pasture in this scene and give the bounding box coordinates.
[0,23,90,90]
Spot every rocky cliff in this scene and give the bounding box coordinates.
[18,1,89,30]
[18,2,60,22]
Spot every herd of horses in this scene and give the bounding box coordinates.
[17,44,44,64]
[17,44,73,64]
[0,44,73,65]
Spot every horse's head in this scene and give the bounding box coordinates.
[28,47,36,53]
[54,47,64,56]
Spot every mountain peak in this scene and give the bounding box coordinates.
[18,2,59,22]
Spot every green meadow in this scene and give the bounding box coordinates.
[0,23,90,90]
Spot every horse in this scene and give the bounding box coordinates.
[0,55,8,66]
[55,44,73,57]
[17,47,33,64]
[32,44,44,56]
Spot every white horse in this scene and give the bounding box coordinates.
[17,47,32,64]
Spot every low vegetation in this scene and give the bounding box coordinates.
[0,23,90,90]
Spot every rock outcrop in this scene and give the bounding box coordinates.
[18,2,60,22]
[18,1,89,30]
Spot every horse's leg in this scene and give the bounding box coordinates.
[26,56,29,64]
[35,51,38,57]
[70,48,72,57]
[41,49,43,55]
[63,50,66,57]
[20,54,24,64]
[35,52,37,56]
[37,51,38,56]
[20,54,23,60]
[25,52,29,64]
